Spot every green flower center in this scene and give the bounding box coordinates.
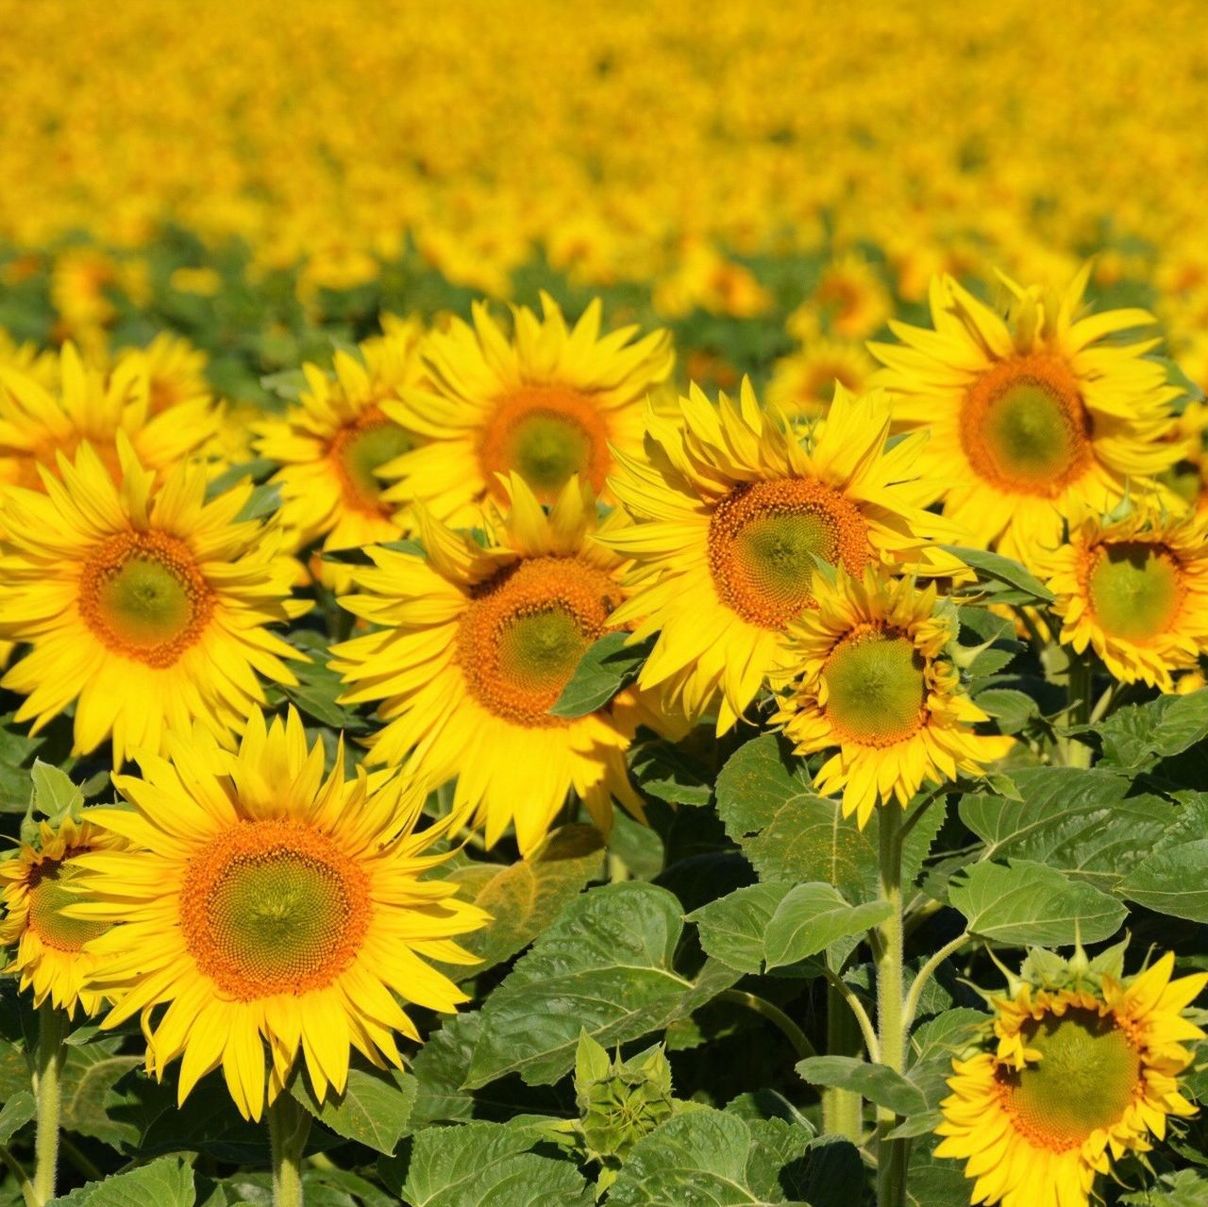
[497,606,591,694]
[736,512,838,600]
[27,860,108,953]
[336,419,413,509]
[97,556,194,647]
[822,629,926,746]
[507,412,593,494]
[1088,541,1183,641]
[1000,1008,1141,1150]
[983,383,1081,484]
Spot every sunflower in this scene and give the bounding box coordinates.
[602,381,958,733]
[0,341,215,491]
[379,294,673,527]
[786,253,892,342]
[772,567,1011,827]
[255,321,425,558]
[333,475,673,853]
[0,815,123,1017]
[870,268,1182,565]
[70,709,487,1121]
[0,442,306,763]
[936,949,1208,1207]
[1044,505,1208,691]
[114,332,211,416]
[766,339,876,425]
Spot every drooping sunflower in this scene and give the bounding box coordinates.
[255,320,426,558]
[870,268,1182,565]
[333,475,675,853]
[379,294,674,527]
[0,442,306,763]
[71,709,487,1121]
[1044,505,1208,691]
[602,381,959,733]
[773,567,1011,828]
[0,815,122,1017]
[936,949,1208,1207]
[0,341,215,491]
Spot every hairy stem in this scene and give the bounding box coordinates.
[823,980,865,1142]
[875,807,907,1207]
[902,932,972,1034]
[31,1005,67,1207]
[268,1092,311,1207]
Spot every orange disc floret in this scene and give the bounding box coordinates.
[179,818,371,1001]
[456,555,622,726]
[707,478,870,630]
[78,530,214,669]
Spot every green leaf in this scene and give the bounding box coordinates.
[291,1064,417,1155]
[941,545,1055,604]
[949,859,1127,946]
[466,882,739,1088]
[796,1056,927,1116]
[409,1013,480,1128]
[394,1121,593,1207]
[630,739,715,807]
[1096,689,1208,770]
[906,1008,987,1110]
[1122,839,1208,922]
[233,481,281,522]
[1122,1168,1208,1205]
[48,1157,196,1207]
[549,632,653,718]
[971,688,1037,734]
[31,760,84,819]
[0,717,51,812]
[764,884,892,970]
[443,824,604,975]
[0,1089,34,1144]
[688,883,792,975]
[60,1040,144,1148]
[606,1109,814,1206]
[715,735,941,901]
[959,767,1171,891]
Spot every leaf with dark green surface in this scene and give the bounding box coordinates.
[906,1008,987,1109]
[443,824,604,975]
[764,884,892,970]
[0,1090,33,1144]
[280,631,370,733]
[959,767,1170,891]
[631,739,714,807]
[0,715,50,810]
[689,883,792,975]
[796,1056,927,1116]
[48,1157,196,1207]
[1122,840,1208,923]
[949,859,1126,946]
[60,1040,144,1148]
[972,688,1037,734]
[942,546,1054,604]
[550,632,654,718]
[291,1064,417,1154]
[466,882,739,1088]
[393,1121,593,1207]
[1096,690,1208,770]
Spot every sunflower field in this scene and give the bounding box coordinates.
[3,3,1208,1206]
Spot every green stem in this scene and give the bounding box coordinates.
[823,981,865,1142]
[902,932,971,1034]
[1062,652,1094,768]
[875,807,907,1207]
[717,989,816,1061]
[268,1093,311,1207]
[31,1005,67,1207]
[822,969,880,1062]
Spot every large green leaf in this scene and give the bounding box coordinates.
[764,885,892,970]
[48,1157,196,1207]
[466,882,739,1088]
[795,1056,927,1116]
[606,1109,833,1206]
[714,736,941,902]
[60,1039,144,1149]
[1122,839,1208,922]
[1095,689,1208,771]
[442,825,604,976]
[958,767,1171,891]
[291,1064,417,1155]
[949,859,1126,946]
[392,1121,593,1207]
[550,632,653,717]
[689,883,793,975]
[940,545,1054,604]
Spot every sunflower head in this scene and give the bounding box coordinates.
[1,815,121,1017]
[75,708,488,1120]
[1045,504,1208,691]
[936,947,1208,1207]
[773,565,1011,827]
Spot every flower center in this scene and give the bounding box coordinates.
[822,626,927,746]
[26,858,108,953]
[180,819,370,1000]
[457,556,621,726]
[478,385,611,502]
[997,1008,1141,1152]
[959,354,1092,497]
[79,531,213,668]
[330,409,413,514]
[708,479,870,629]
[1086,540,1185,642]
